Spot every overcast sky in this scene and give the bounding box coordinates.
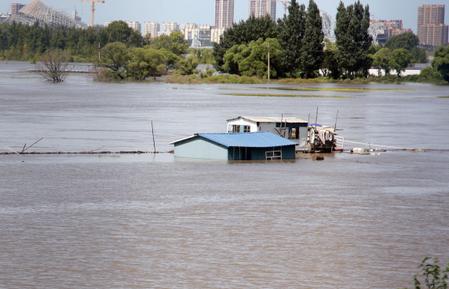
[1,0,448,31]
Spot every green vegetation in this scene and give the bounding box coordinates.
[213,16,278,73]
[97,31,194,81]
[277,0,306,77]
[0,21,143,61]
[257,86,404,92]
[214,0,372,80]
[223,38,282,78]
[1,3,447,85]
[166,74,266,84]
[225,92,347,98]
[390,48,413,77]
[404,257,449,289]
[433,46,449,83]
[301,0,324,78]
[335,1,372,79]
[385,32,427,63]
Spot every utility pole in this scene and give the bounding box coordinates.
[267,42,271,81]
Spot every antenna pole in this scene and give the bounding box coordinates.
[334,110,339,131]
[315,107,319,126]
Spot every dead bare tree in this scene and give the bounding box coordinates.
[38,50,69,83]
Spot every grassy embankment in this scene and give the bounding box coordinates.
[166,74,448,86]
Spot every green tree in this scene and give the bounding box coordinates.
[300,0,324,78]
[105,21,143,47]
[223,43,247,75]
[432,46,449,83]
[335,1,372,78]
[127,48,168,80]
[372,47,392,76]
[322,40,341,79]
[188,48,215,64]
[149,32,189,56]
[390,48,412,77]
[277,0,306,76]
[177,55,199,75]
[240,38,282,78]
[223,38,282,78]
[213,16,278,72]
[100,42,130,79]
[386,32,419,50]
[386,32,427,63]
[406,257,449,289]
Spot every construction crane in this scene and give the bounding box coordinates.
[82,0,105,27]
[279,0,290,15]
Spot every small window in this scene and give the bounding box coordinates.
[290,128,297,139]
[243,125,250,133]
[276,123,281,128]
[265,150,282,160]
[232,125,240,133]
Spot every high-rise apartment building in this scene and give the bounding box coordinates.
[215,0,234,29]
[10,3,25,15]
[144,22,160,38]
[418,4,448,47]
[249,0,276,20]
[126,21,141,34]
[160,22,180,36]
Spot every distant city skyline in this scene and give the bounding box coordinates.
[1,0,449,32]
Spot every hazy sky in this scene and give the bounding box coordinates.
[1,0,448,31]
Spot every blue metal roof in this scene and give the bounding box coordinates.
[197,132,296,148]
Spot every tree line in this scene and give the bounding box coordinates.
[214,0,373,79]
[1,1,448,83]
[214,0,448,82]
[0,21,144,62]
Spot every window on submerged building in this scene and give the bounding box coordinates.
[232,125,240,133]
[243,125,250,133]
[290,128,297,139]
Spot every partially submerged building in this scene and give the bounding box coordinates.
[226,116,309,147]
[171,132,296,161]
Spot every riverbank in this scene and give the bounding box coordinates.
[165,73,448,86]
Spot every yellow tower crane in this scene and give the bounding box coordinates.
[82,0,105,27]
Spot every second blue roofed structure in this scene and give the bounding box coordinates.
[171,132,296,161]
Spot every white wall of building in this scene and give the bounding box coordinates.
[227,119,259,133]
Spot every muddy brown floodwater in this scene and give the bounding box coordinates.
[1,61,449,289]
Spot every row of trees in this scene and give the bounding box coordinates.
[97,31,215,80]
[214,0,373,79]
[0,21,144,61]
[213,0,445,81]
[372,48,412,77]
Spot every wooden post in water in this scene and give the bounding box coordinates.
[151,120,157,153]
